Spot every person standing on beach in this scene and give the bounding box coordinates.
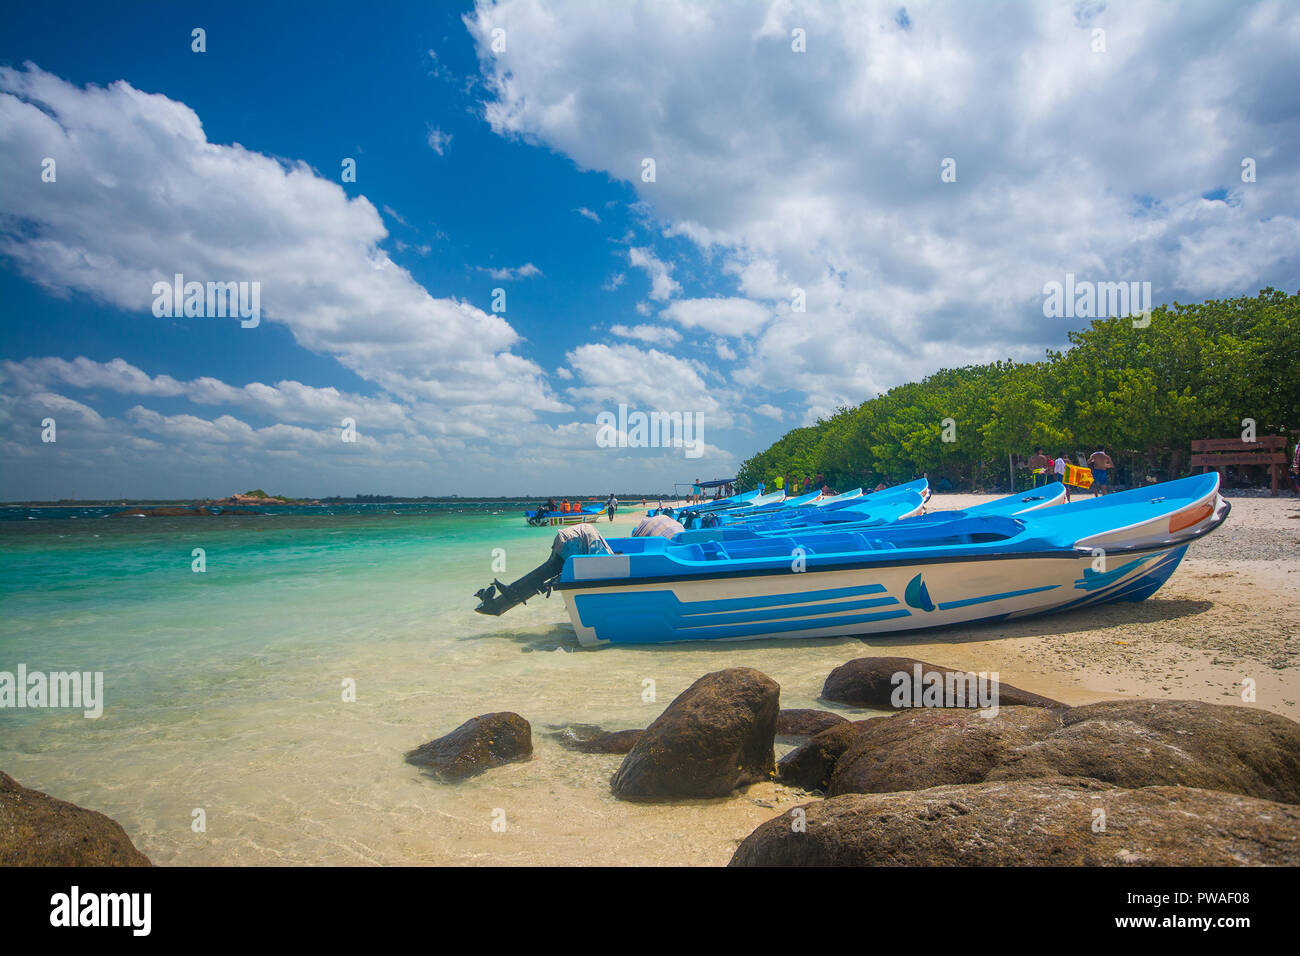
[1028,448,1049,486]
[1087,446,1114,496]
[1053,453,1071,503]
[1290,440,1300,496]
[606,494,618,521]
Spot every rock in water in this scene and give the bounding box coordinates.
[0,772,151,866]
[778,720,879,791]
[730,779,1300,866]
[776,708,848,737]
[611,668,780,801]
[549,724,643,754]
[406,713,533,781]
[821,656,1063,709]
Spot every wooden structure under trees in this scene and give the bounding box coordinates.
[1190,436,1289,496]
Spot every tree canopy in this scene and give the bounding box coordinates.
[736,289,1298,492]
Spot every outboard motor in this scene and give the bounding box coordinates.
[474,524,612,616]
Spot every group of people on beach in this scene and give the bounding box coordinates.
[687,480,736,503]
[1027,448,1114,502]
[540,495,621,521]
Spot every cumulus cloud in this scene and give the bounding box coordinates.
[476,262,543,280]
[627,246,681,301]
[661,297,770,337]
[564,342,734,428]
[3,357,413,430]
[610,323,681,345]
[0,64,565,432]
[465,0,1300,420]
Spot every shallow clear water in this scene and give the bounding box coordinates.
[0,505,878,865]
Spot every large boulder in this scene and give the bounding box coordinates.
[0,772,151,866]
[830,707,1062,795]
[821,656,1064,710]
[828,699,1300,805]
[730,778,1300,866]
[777,709,848,737]
[610,668,780,801]
[778,720,879,791]
[991,699,1300,803]
[549,724,643,754]
[405,712,533,781]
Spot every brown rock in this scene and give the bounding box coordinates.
[777,708,848,737]
[991,699,1300,803]
[778,719,879,791]
[610,668,780,801]
[830,706,1062,795]
[549,724,643,754]
[821,656,1064,710]
[828,699,1300,805]
[406,712,532,781]
[730,779,1300,866]
[0,772,151,866]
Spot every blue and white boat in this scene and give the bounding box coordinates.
[542,473,1227,646]
[525,503,606,527]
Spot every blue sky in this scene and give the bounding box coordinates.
[1,1,1297,499]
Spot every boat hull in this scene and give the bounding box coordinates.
[560,542,1190,646]
[527,511,603,527]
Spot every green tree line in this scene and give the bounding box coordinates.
[737,288,1299,492]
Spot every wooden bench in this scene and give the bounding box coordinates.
[1190,436,1289,496]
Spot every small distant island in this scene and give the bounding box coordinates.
[109,490,320,518]
[202,489,323,508]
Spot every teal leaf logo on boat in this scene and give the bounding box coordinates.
[904,573,935,612]
[1074,555,1150,591]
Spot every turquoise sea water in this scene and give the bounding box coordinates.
[0,503,877,865]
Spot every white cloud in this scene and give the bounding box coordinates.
[661,297,769,337]
[426,126,453,155]
[2,357,413,431]
[627,246,681,301]
[476,262,543,280]
[0,64,565,441]
[753,403,783,421]
[575,206,601,222]
[564,342,733,428]
[465,0,1300,420]
[610,323,681,345]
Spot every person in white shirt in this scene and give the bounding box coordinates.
[1054,454,1071,502]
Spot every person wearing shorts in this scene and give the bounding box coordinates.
[1088,447,1114,496]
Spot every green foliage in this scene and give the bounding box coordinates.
[736,289,1299,491]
